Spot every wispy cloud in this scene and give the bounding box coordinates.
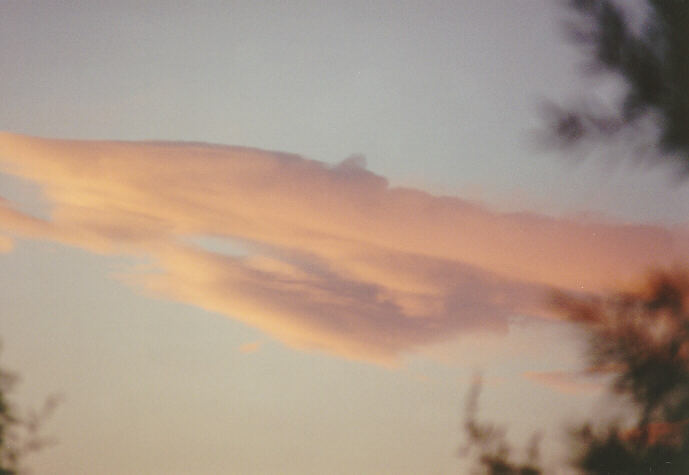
[238,341,262,354]
[0,234,13,253]
[0,133,687,364]
[523,370,605,394]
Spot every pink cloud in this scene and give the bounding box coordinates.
[238,341,262,354]
[523,370,605,394]
[0,234,13,253]
[0,133,687,364]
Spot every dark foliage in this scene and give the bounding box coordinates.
[555,269,689,474]
[460,377,542,475]
[0,363,18,475]
[463,269,689,473]
[0,352,58,475]
[545,0,689,170]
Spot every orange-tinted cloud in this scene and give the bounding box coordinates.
[0,234,13,253]
[0,133,687,363]
[523,370,605,394]
[238,341,262,354]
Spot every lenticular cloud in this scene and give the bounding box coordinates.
[0,133,687,363]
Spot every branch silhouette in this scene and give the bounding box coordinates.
[543,0,689,173]
[462,269,689,474]
[0,348,59,475]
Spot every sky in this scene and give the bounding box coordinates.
[1,1,689,474]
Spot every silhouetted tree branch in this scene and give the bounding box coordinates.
[554,269,689,474]
[462,269,689,473]
[0,349,59,475]
[544,0,689,171]
[461,376,542,475]
[464,3,689,470]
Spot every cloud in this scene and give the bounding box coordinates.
[523,370,605,394]
[0,132,687,364]
[238,341,262,354]
[0,234,13,253]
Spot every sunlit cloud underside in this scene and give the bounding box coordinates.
[0,133,687,364]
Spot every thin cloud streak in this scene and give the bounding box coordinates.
[0,234,12,253]
[0,133,687,364]
[238,341,262,354]
[523,370,605,395]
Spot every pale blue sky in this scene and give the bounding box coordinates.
[0,1,687,474]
